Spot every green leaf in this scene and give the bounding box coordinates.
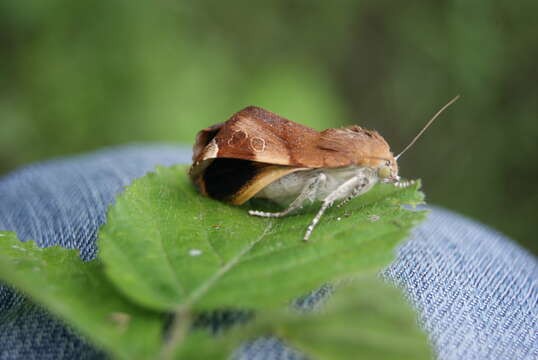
[98,165,425,311]
[0,232,163,360]
[172,330,232,360]
[234,275,432,360]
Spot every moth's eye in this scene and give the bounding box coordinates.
[378,165,391,179]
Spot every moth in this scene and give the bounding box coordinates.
[189,96,459,241]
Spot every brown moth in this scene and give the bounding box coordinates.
[189,96,459,241]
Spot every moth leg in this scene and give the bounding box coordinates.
[394,179,416,188]
[304,176,370,241]
[336,177,370,208]
[249,173,327,218]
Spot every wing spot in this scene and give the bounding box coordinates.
[228,130,248,146]
[250,137,266,153]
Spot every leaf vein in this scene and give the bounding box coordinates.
[182,221,273,308]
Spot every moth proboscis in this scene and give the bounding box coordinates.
[189,96,459,241]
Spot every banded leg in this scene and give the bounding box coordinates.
[304,175,368,241]
[249,173,327,218]
[394,179,416,188]
[336,177,370,208]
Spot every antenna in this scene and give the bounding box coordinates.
[395,95,460,160]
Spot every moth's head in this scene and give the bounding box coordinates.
[376,158,399,183]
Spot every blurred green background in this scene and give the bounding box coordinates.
[1,1,536,253]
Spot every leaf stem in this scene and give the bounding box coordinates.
[160,306,191,360]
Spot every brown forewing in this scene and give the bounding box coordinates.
[191,106,395,169]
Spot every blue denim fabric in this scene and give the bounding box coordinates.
[0,145,536,360]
